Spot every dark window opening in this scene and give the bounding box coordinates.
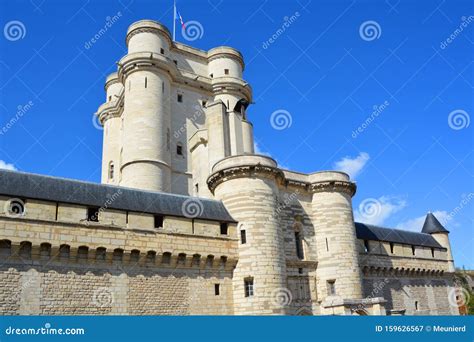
[145,77,147,88]
[0,240,11,256]
[412,246,416,256]
[146,251,156,263]
[109,162,114,180]
[55,203,59,221]
[96,247,106,261]
[240,230,247,244]
[176,144,183,156]
[77,246,88,260]
[415,301,419,311]
[177,94,183,102]
[202,100,207,107]
[126,211,129,224]
[40,243,51,258]
[327,280,336,296]
[113,248,124,262]
[19,241,32,258]
[220,223,228,235]
[431,248,435,258]
[162,81,164,93]
[364,240,370,253]
[59,244,70,258]
[154,215,164,229]
[390,242,394,254]
[162,252,171,264]
[215,283,220,296]
[195,183,199,195]
[295,231,304,259]
[298,268,303,274]
[244,277,254,297]
[325,238,329,252]
[177,253,186,265]
[108,95,112,101]
[210,73,213,78]
[130,250,140,262]
[87,207,99,222]
[160,48,164,54]
[173,60,177,66]
[224,68,229,75]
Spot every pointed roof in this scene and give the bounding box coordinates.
[422,212,449,234]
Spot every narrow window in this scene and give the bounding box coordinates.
[173,60,177,66]
[327,280,336,296]
[295,231,304,259]
[215,284,220,296]
[224,68,229,75]
[128,80,131,91]
[431,248,435,258]
[202,100,207,107]
[415,301,419,311]
[126,211,129,224]
[220,223,228,235]
[109,161,114,180]
[210,73,213,78]
[87,207,99,222]
[177,94,183,102]
[176,143,183,156]
[162,81,164,93]
[412,246,416,256]
[390,242,394,254]
[55,203,59,221]
[154,215,164,229]
[364,240,370,253]
[160,48,164,54]
[195,183,199,195]
[108,95,112,101]
[144,77,147,88]
[240,229,247,244]
[244,277,254,297]
[325,238,329,252]
[298,268,303,274]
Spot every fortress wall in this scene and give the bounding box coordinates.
[0,265,233,315]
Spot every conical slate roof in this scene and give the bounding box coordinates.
[422,212,449,234]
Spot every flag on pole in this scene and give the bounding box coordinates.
[176,9,186,29]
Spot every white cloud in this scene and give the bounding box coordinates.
[333,152,369,179]
[354,196,406,226]
[396,210,451,232]
[0,160,16,171]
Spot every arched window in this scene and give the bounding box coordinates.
[108,161,114,180]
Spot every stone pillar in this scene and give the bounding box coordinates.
[208,155,289,314]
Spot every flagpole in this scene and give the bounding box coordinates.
[172,0,176,41]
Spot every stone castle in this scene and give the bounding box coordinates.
[0,20,459,315]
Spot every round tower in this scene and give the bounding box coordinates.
[118,20,173,192]
[208,155,289,314]
[422,212,455,272]
[309,171,364,314]
[99,72,123,185]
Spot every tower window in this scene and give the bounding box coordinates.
[144,77,147,88]
[390,242,394,254]
[162,81,164,93]
[240,229,247,244]
[220,223,228,235]
[173,60,177,66]
[108,95,112,101]
[327,280,336,296]
[87,207,99,222]
[177,94,183,102]
[202,100,207,107]
[176,143,183,156]
[154,215,164,228]
[224,68,229,75]
[160,48,164,54]
[244,277,254,297]
[415,301,419,311]
[431,248,435,258]
[364,240,370,253]
[108,161,114,180]
[412,246,416,256]
[295,231,304,259]
[210,73,213,78]
[214,284,220,296]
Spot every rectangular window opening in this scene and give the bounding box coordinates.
[240,229,247,244]
[327,280,336,296]
[224,68,229,75]
[220,223,228,235]
[214,284,220,296]
[364,240,370,253]
[244,277,254,297]
[154,215,164,229]
[177,94,183,102]
[390,242,394,254]
[87,207,99,222]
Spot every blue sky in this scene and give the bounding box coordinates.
[0,0,472,268]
